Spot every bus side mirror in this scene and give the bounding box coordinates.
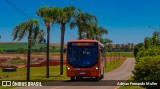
[64,48,66,53]
[100,49,105,53]
[100,49,103,53]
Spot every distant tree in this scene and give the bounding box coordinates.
[104,38,113,52]
[130,43,134,50]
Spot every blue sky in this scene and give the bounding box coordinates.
[0,0,160,44]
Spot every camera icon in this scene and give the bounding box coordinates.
[2,81,12,86]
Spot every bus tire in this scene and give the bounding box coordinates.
[101,75,104,79]
[76,76,82,81]
[79,76,83,80]
[70,76,75,81]
[76,76,79,80]
[95,76,101,81]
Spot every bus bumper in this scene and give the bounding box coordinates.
[67,70,100,77]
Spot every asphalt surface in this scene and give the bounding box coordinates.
[16,58,135,89]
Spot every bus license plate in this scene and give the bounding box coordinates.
[80,72,85,74]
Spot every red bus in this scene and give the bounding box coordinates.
[65,39,105,81]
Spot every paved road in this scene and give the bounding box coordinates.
[16,58,135,89]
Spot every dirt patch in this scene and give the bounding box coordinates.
[27,60,66,67]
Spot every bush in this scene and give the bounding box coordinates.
[16,48,27,53]
[132,56,160,89]
[136,46,160,62]
[133,43,143,58]
[0,50,5,53]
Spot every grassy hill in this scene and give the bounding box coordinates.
[0,42,60,50]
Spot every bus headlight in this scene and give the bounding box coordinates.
[95,67,99,70]
[67,66,71,70]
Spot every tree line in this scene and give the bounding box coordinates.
[0,46,60,54]
[105,43,134,52]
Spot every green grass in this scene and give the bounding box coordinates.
[106,52,134,57]
[0,43,55,50]
[0,66,67,89]
[0,86,14,89]
[0,66,67,80]
[105,59,125,72]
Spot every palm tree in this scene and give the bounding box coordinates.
[36,6,59,78]
[12,19,44,81]
[57,6,75,75]
[70,9,97,39]
[95,26,108,41]
[86,25,108,41]
[84,22,97,39]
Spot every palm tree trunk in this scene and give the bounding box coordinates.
[78,28,82,39]
[27,40,31,81]
[87,32,89,39]
[60,23,65,75]
[46,25,50,78]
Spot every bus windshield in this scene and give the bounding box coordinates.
[67,46,98,68]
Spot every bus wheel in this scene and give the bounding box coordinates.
[101,75,104,79]
[80,77,83,80]
[75,76,79,80]
[76,76,83,81]
[70,76,75,81]
[95,76,101,81]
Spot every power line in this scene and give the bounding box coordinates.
[6,0,45,26]
[5,0,77,39]
[6,0,45,27]
[6,0,31,18]
[65,24,77,39]
[66,29,77,39]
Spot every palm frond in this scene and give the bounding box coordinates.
[37,30,45,44]
[12,19,42,46]
[70,21,77,29]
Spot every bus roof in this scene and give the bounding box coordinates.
[68,39,104,47]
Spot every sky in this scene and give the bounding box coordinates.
[0,0,160,44]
